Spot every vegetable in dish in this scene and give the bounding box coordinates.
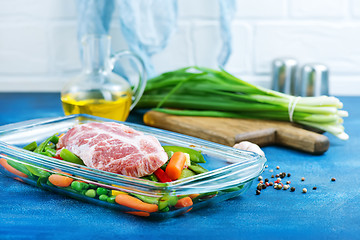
[0,122,245,217]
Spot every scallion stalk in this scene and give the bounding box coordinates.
[137,66,349,140]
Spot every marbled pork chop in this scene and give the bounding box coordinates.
[56,122,168,177]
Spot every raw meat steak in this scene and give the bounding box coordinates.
[56,122,168,177]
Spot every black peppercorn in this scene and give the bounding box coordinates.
[290,187,295,192]
[256,190,261,195]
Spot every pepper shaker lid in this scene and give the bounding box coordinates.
[271,58,298,95]
[298,63,329,97]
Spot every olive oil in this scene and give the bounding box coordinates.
[60,35,146,121]
[61,91,132,121]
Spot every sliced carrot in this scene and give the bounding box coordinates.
[165,152,187,181]
[14,177,24,182]
[175,196,193,208]
[189,193,200,199]
[125,211,150,217]
[0,158,28,178]
[48,174,74,187]
[115,194,158,213]
[184,207,193,214]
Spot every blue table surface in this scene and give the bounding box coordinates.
[0,93,359,240]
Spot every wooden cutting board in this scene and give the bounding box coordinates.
[143,110,329,154]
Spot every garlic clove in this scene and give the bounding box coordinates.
[233,141,265,157]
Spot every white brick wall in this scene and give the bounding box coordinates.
[0,0,359,95]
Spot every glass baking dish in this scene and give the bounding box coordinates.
[0,114,266,219]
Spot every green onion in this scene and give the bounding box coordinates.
[137,66,348,140]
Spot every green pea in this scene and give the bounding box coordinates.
[85,189,96,198]
[99,195,108,201]
[89,184,97,189]
[96,187,109,196]
[107,196,116,204]
[71,181,83,192]
[80,182,89,190]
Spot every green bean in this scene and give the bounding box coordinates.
[221,185,244,192]
[24,165,50,179]
[158,200,169,211]
[59,148,84,165]
[160,206,170,212]
[166,151,174,159]
[178,168,196,179]
[7,159,32,177]
[162,146,205,163]
[160,161,168,170]
[40,152,53,157]
[47,179,55,187]
[188,162,208,174]
[45,147,56,157]
[192,191,218,203]
[148,174,158,182]
[158,195,178,210]
[49,135,59,144]
[34,135,55,154]
[130,193,160,204]
[142,174,158,182]
[23,141,37,151]
[46,144,56,150]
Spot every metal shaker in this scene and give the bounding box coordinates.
[298,64,329,97]
[271,58,298,95]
